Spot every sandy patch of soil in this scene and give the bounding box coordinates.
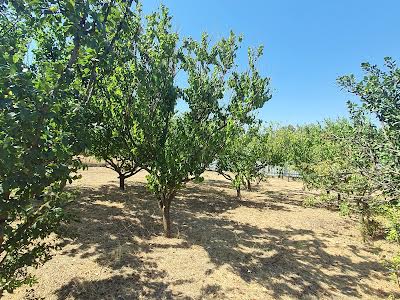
[4,168,399,299]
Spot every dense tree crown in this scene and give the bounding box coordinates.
[89,5,271,237]
[275,59,400,283]
[1,0,140,292]
[215,124,290,198]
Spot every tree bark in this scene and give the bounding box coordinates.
[0,191,10,253]
[360,209,366,242]
[236,186,241,199]
[162,204,171,238]
[359,199,371,242]
[159,190,175,238]
[119,175,125,190]
[246,179,251,191]
[0,216,5,250]
[362,200,373,242]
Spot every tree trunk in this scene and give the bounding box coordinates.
[359,200,371,242]
[159,190,175,238]
[360,209,366,242]
[119,175,125,190]
[236,186,241,199]
[0,215,5,248]
[162,204,171,238]
[0,191,10,251]
[246,179,251,191]
[0,216,5,250]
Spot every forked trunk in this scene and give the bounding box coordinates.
[119,175,125,190]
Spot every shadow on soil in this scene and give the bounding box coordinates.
[54,178,396,299]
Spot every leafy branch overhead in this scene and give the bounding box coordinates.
[0,0,140,292]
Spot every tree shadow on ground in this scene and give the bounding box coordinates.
[54,180,397,299]
[56,182,233,299]
[205,176,315,210]
[56,183,171,299]
[175,184,396,298]
[56,274,174,300]
[178,184,293,213]
[206,176,273,193]
[260,189,324,209]
[203,178,233,190]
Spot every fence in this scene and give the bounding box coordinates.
[208,162,301,180]
[261,165,301,179]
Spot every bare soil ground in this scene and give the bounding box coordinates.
[4,168,400,299]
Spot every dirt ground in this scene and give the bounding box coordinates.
[4,167,400,299]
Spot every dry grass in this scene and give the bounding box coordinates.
[3,168,400,299]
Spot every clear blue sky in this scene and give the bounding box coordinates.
[143,0,400,125]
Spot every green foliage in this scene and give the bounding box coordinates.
[338,58,400,203]
[215,124,286,197]
[289,120,354,193]
[289,58,400,282]
[216,125,266,198]
[339,201,351,217]
[88,105,142,190]
[91,5,271,236]
[0,0,138,292]
[10,2,400,296]
[386,211,400,244]
[337,59,400,242]
[385,253,400,287]
[287,118,382,233]
[303,195,320,208]
[265,125,296,169]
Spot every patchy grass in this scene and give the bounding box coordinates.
[4,168,400,299]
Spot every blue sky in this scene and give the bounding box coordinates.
[143,0,400,125]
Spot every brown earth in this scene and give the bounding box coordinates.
[3,167,400,299]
